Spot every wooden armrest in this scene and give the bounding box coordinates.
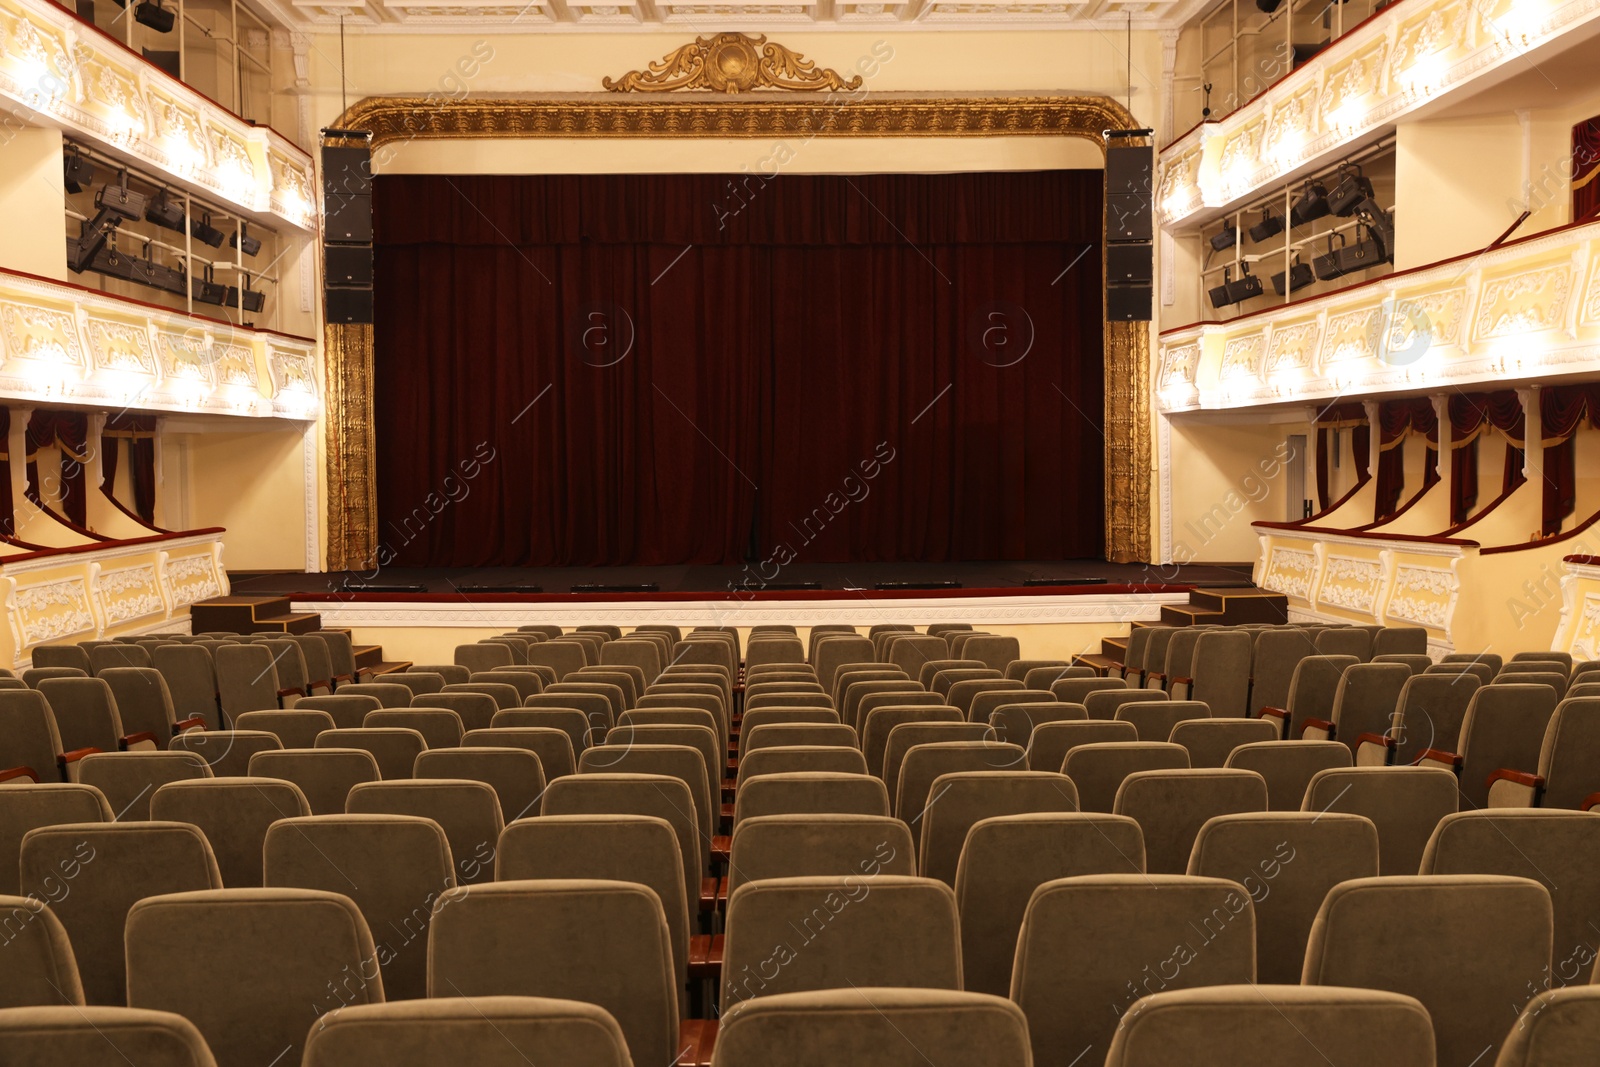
[1145,671,1166,683]
[276,686,306,699]
[725,757,737,773]
[698,877,719,913]
[1171,676,1193,686]
[688,933,724,978]
[57,747,101,769]
[677,1019,718,1067]
[308,679,333,694]
[120,731,160,751]
[1418,748,1463,770]
[1300,718,1335,737]
[0,766,41,784]
[1581,792,1600,812]
[1354,732,1395,750]
[354,667,376,680]
[173,716,207,733]
[331,673,354,686]
[1258,706,1289,721]
[711,834,731,862]
[1488,768,1544,790]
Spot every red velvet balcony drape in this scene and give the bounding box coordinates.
[26,410,89,527]
[1541,384,1600,536]
[1574,117,1600,222]
[371,172,1106,567]
[1375,398,1439,523]
[1313,402,1370,512]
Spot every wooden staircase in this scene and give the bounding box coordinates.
[190,595,410,675]
[1076,586,1288,673]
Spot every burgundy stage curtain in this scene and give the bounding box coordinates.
[26,410,88,527]
[103,413,158,523]
[1575,117,1600,222]
[1375,398,1439,522]
[1313,402,1369,512]
[1541,384,1600,536]
[1448,391,1525,525]
[372,172,1105,567]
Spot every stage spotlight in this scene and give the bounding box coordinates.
[1327,164,1375,216]
[190,213,225,248]
[1209,269,1236,309]
[1209,222,1238,252]
[1290,179,1330,226]
[135,0,174,32]
[1249,208,1285,242]
[1312,235,1349,281]
[225,276,266,314]
[230,223,261,258]
[1225,263,1264,304]
[1271,256,1315,296]
[1356,197,1396,262]
[95,176,148,223]
[63,148,95,194]
[69,210,124,273]
[192,266,227,305]
[145,190,186,233]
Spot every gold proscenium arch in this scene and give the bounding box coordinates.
[326,88,1151,569]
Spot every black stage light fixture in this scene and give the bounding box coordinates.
[230,223,261,258]
[129,243,185,295]
[1332,222,1387,275]
[1209,222,1238,252]
[190,212,225,248]
[1209,268,1236,309]
[1326,164,1375,216]
[135,0,174,31]
[1290,179,1331,226]
[145,189,186,232]
[1272,255,1315,296]
[63,147,95,194]
[192,266,227,305]
[1312,233,1350,281]
[95,175,148,223]
[1249,207,1285,242]
[69,210,123,273]
[1356,197,1397,262]
[1225,263,1265,304]
[225,276,266,314]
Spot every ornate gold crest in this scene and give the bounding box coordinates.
[603,33,863,94]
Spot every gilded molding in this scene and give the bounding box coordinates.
[331,92,1152,565]
[603,34,861,94]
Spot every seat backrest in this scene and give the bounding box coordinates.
[1119,627,1152,676]
[0,1004,221,1066]
[576,743,710,847]
[1497,667,1570,700]
[539,773,699,910]
[1303,874,1552,1066]
[347,779,503,886]
[416,746,544,823]
[1023,665,1092,689]
[733,771,889,826]
[1025,719,1138,774]
[34,644,94,673]
[1373,625,1428,657]
[417,691,498,733]
[1112,768,1268,874]
[843,681,924,731]
[1224,740,1352,810]
[881,722,989,802]
[389,672,446,699]
[860,706,962,779]
[727,813,916,893]
[126,887,383,1066]
[744,638,805,671]
[38,677,127,754]
[737,744,869,788]
[335,682,415,708]
[290,635,336,689]
[1082,687,1167,721]
[409,663,471,686]
[888,635,954,679]
[493,707,590,757]
[0,783,113,896]
[152,645,220,730]
[741,708,841,733]
[1050,676,1127,704]
[1281,654,1360,737]
[264,812,453,1001]
[234,708,339,749]
[22,666,89,688]
[476,669,543,702]
[744,721,856,756]
[1102,985,1436,1067]
[1301,766,1458,876]
[526,691,612,736]
[1316,627,1372,661]
[213,644,287,720]
[812,636,877,694]
[1168,717,1281,768]
[1188,630,1253,717]
[895,742,1027,821]
[1497,986,1600,1067]
[150,777,311,887]
[248,748,381,816]
[0,893,87,1007]
[1452,684,1559,808]
[954,813,1144,996]
[967,688,1054,728]
[316,727,428,780]
[930,668,1001,699]
[1012,874,1256,1066]
[98,668,178,742]
[168,729,283,777]
[918,770,1080,887]
[76,752,211,821]
[1422,809,1600,971]
[1065,741,1191,813]
[1189,810,1378,983]
[428,879,675,1067]
[462,727,576,779]
[986,702,1088,749]
[1112,699,1211,742]
[365,708,466,750]
[312,630,360,678]
[721,875,960,1007]
[948,679,1025,721]
[295,694,382,729]
[454,643,514,673]
[22,821,222,1004]
[1392,672,1481,765]
[806,626,858,661]
[1539,696,1600,808]
[601,724,719,808]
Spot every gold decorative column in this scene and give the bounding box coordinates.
[1104,319,1152,563]
[322,323,377,571]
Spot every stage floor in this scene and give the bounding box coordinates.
[231,559,1256,598]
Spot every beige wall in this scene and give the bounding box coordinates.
[171,423,309,571]
[1165,414,1306,563]
[0,128,67,281]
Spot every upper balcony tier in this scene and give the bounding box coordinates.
[1156,216,1600,414]
[1158,0,1600,233]
[0,0,315,232]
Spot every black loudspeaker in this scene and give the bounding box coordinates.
[1105,145,1152,197]
[324,194,371,243]
[326,288,373,324]
[1107,283,1152,321]
[322,146,373,198]
[1106,194,1153,241]
[325,245,373,286]
[1107,242,1153,285]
